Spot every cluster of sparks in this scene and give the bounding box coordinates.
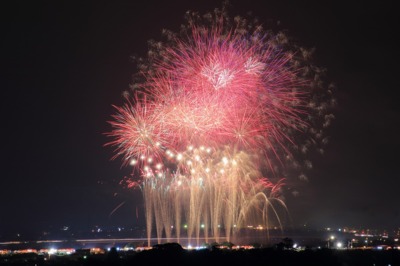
[107,11,331,246]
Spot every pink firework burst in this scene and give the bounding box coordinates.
[107,96,165,165]
[106,8,333,245]
[107,20,311,168]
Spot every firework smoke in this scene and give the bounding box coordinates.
[107,7,334,246]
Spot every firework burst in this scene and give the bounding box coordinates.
[107,7,333,246]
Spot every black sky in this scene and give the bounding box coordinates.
[1,0,399,236]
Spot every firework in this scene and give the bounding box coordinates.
[107,8,333,246]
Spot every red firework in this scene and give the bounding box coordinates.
[105,11,335,245]
[107,17,311,171]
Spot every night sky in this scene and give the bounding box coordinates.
[1,1,399,236]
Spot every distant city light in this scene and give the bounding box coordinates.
[48,248,56,255]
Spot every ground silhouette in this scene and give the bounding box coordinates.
[1,245,400,266]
